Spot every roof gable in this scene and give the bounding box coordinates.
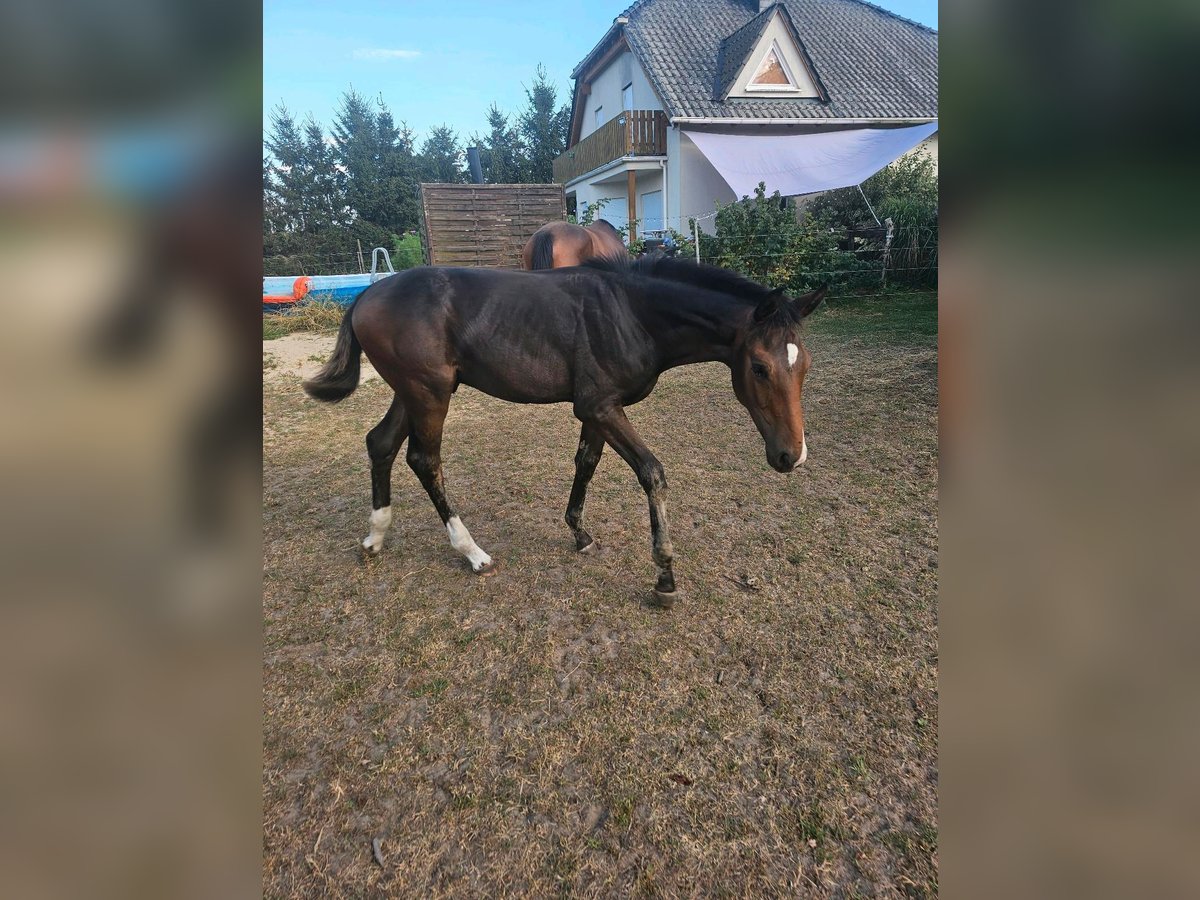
[619,0,937,121]
[717,4,827,102]
[714,4,774,99]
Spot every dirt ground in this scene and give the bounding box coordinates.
[263,292,938,898]
[263,332,380,386]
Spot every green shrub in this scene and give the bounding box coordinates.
[807,150,937,230]
[806,150,938,287]
[568,199,611,226]
[707,183,868,293]
[391,231,425,269]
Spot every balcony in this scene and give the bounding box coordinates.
[552,110,668,185]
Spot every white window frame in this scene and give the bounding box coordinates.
[594,105,604,128]
[622,82,634,111]
[745,39,802,93]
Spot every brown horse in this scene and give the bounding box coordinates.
[304,256,825,607]
[521,219,628,269]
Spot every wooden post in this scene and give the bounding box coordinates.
[627,170,637,240]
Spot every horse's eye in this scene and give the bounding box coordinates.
[751,362,769,380]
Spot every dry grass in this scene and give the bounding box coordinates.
[264,299,348,341]
[263,292,938,897]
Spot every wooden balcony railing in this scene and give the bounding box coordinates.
[552,110,667,185]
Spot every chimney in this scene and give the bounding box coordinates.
[466,146,484,184]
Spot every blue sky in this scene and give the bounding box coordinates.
[263,0,937,145]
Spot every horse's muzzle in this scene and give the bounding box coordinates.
[770,439,808,472]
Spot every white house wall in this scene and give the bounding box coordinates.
[579,51,663,139]
[679,131,736,234]
[665,125,682,228]
[568,166,666,238]
[572,180,628,234]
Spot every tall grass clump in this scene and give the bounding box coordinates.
[262,299,346,340]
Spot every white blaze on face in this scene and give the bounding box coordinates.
[798,436,808,464]
[786,343,800,369]
[363,505,392,553]
[446,515,492,571]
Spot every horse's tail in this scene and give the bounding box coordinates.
[528,230,556,270]
[302,300,362,402]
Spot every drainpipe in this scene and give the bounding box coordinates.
[659,158,668,236]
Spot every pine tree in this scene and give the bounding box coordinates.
[475,103,524,184]
[264,104,307,231]
[517,64,568,183]
[420,125,466,183]
[300,116,346,234]
[264,155,284,234]
[331,88,382,228]
[376,106,423,232]
[263,104,355,272]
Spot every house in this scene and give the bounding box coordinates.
[551,0,937,237]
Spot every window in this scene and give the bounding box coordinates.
[622,82,634,111]
[594,106,603,128]
[640,190,663,236]
[747,41,800,92]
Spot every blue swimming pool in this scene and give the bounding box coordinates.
[264,247,398,311]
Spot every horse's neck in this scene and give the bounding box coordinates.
[633,283,749,370]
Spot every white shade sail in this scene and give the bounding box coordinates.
[684,122,937,198]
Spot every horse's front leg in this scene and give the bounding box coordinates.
[565,421,605,552]
[405,395,496,575]
[592,407,677,607]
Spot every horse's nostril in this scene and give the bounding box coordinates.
[778,451,796,470]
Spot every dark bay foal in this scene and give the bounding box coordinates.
[304,256,825,606]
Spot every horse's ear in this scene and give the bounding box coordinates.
[793,283,829,319]
[753,287,786,323]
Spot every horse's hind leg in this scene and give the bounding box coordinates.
[565,421,605,552]
[404,390,495,575]
[362,395,410,554]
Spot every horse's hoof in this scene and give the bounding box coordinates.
[474,560,499,577]
[578,539,598,555]
[652,588,678,609]
[361,539,382,556]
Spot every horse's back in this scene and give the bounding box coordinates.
[351,266,585,402]
[522,221,598,269]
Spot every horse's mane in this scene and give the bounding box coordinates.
[581,254,773,300]
[580,255,811,330]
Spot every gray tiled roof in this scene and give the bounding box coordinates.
[618,0,937,121]
[714,5,775,100]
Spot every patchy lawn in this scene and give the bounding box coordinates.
[263,290,938,897]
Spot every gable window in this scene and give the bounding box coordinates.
[622,82,634,111]
[595,105,604,128]
[747,41,800,91]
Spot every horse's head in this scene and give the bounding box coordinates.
[731,285,827,472]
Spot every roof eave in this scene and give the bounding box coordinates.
[671,116,937,126]
[570,17,628,80]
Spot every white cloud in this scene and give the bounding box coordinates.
[353,48,421,61]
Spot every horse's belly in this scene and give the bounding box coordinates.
[459,359,573,404]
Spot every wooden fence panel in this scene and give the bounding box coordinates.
[419,183,566,269]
